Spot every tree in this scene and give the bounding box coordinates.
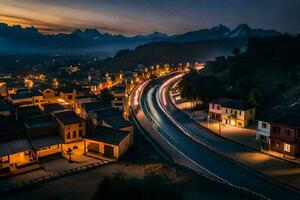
[247,88,260,106]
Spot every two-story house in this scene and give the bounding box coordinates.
[209,98,231,120]
[255,106,286,147]
[270,113,300,157]
[221,99,256,128]
[53,110,86,143]
[110,86,126,111]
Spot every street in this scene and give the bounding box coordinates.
[131,74,300,200]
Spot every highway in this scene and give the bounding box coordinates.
[131,74,300,200]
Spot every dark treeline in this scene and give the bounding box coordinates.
[98,38,246,72]
[179,34,300,112]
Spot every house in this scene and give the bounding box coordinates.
[53,110,86,143]
[9,90,43,107]
[255,106,286,147]
[41,88,57,101]
[91,107,123,127]
[84,126,132,159]
[59,87,76,108]
[80,101,110,120]
[221,99,256,127]
[92,107,134,137]
[24,115,62,160]
[0,117,35,173]
[75,95,98,114]
[110,86,126,111]
[270,113,300,157]
[209,98,231,120]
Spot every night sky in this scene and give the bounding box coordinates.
[0,0,299,35]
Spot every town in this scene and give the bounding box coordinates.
[1,1,300,199]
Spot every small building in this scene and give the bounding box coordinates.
[111,86,126,111]
[75,95,98,114]
[209,98,231,120]
[24,115,62,160]
[221,99,256,127]
[91,107,123,127]
[80,101,110,120]
[53,110,86,143]
[9,90,43,107]
[84,126,132,159]
[41,88,56,100]
[270,113,300,157]
[59,87,76,109]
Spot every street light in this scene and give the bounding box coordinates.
[67,148,72,162]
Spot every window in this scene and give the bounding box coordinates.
[226,109,228,113]
[234,111,237,115]
[239,111,242,115]
[260,135,267,141]
[212,104,215,109]
[284,143,291,152]
[79,123,82,127]
[250,110,253,115]
[79,130,83,137]
[262,122,267,129]
[68,95,72,100]
[66,132,71,139]
[231,110,233,114]
[73,131,77,138]
[217,105,221,110]
[285,129,291,136]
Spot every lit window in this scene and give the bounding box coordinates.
[262,122,267,129]
[73,131,77,138]
[284,143,291,152]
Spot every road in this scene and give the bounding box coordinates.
[130,74,300,200]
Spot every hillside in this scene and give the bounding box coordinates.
[179,34,300,112]
[98,38,247,71]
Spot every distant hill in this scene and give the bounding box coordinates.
[0,23,280,56]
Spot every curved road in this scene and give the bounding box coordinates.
[131,74,300,200]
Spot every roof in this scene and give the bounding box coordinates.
[222,99,255,110]
[24,115,55,129]
[82,102,110,113]
[10,90,42,100]
[0,138,31,157]
[272,113,300,127]
[257,106,287,122]
[210,97,231,105]
[43,103,66,114]
[16,106,42,120]
[31,136,62,149]
[94,108,122,120]
[85,126,130,145]
[104,118,132,129]
[54,110,85,125]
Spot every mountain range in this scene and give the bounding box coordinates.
[0,23,280,56]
